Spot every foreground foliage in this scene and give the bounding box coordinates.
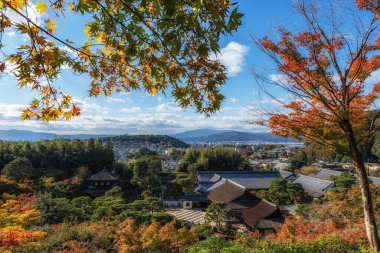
[0,0,243,120]
[0,179,376,253]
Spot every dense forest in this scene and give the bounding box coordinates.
[177,147,249,173]
[0,139,114,179]
[110,135,189,148]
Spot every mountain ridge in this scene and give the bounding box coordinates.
[0,129,295,144]
[171,130,295,143]
[0,129,115,141]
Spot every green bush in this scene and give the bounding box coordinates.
[182,236,231,253]
[36,194,93,224]
[2,157,36,182]
[116,210,173,225]
[182,236,370,253]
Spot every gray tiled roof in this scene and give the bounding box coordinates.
[197,171,293,190]
[292,175,334,196]
[310,169,344,180]
[87,169,120,181]
[197,171,222,183]
[195,182,216,193]
[310,169,380,186]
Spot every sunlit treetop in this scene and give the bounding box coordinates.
[0,0,243,121]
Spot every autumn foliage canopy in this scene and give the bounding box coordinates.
[0,0,243,121]
[257,0,380,155]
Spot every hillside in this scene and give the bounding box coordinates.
[108,135,189,160]
[0,129,58,141]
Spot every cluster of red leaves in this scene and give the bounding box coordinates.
[5,194,35,213]
[313,185,380,228]
[267,185,380,246]
[356,0,380,17]
[268,216,367,245]
[47,222,112,252]
[0,226,46,249]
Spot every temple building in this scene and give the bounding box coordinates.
[85,169,120,196]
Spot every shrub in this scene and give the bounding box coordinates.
[2,157,35,182]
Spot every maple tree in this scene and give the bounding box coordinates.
[0,194,45,252]
[0,193,40,228]
[254,0,380,250]
[308,185,380,230]
[0,0,243,121]
[0,226,46,252]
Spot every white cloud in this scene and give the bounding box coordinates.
[269,74,288,83]
[4,62,17,75]
[210,41,249,76]
[120,107,142,113]
[0,101,269,135]
[6,2,42,25]
[0,103,26,118]
[365,70,380,84]
[73,98,108,115]
[155,103,182,113]
[59,45,77,57]
[107,97,125,103]
[6,31,16,37]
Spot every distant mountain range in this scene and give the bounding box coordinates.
[0,129,295,144]
[0,129,114,141]
[171,129,228,138]
[170,129,295,143]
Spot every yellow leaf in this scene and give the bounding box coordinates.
[84,25,92,37]
[96,31,105,43]
[79,48,91,61]
[150,87,157,95]
[64,111,72,120]
[147,4,154,13]
[46,19,57,33]
[36,1,48,14]
[68,3,75,11]
[9,0,25,10]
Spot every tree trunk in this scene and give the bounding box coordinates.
[353,156,380,251]
[345,124,380,251]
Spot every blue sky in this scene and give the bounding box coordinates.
[0,0,373,135]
